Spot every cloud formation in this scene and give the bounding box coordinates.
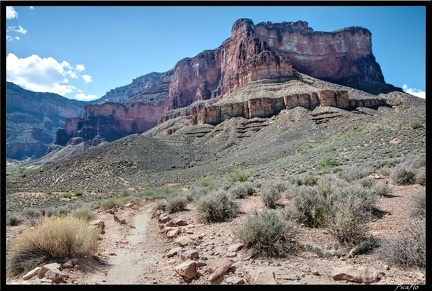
[8,25,27,34]
[75,93,98,101]
[6,53,94,99]
[402,84,426,99]
[82,75,92,83]
[6,6,18,19]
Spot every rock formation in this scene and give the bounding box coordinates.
[53,18,399,149]
[6,81,87,159]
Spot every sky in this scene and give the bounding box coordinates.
[4,4,427,101]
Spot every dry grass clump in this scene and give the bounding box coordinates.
[6,215,99,276]
[235,209,298,258]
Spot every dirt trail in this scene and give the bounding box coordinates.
[83,203,166,285]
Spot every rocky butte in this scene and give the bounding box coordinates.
[55,18,400,148]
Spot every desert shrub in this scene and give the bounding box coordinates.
[71,207,96,221]
[227,169,252,183]
[377,222,425,268]
[391,164,416,185]
[6,215,99,276]
[62,192,72,199]
[101,197,124,210]
[411,189,426,218]
[73,189,84,197]
[196,191,239,223]
[375,165,391,177]
[373,182,392,197]
[328,184,376,245]
[293,186,333,228]
[141,186,179,199]
[415,169,426,185]
[154,200,166,211]
[118,189,133,197]
[230,182,256,199]
[6,213,25,227]
[272,179,290,192]
[235,209,298,258]
[338,166,373,182]
[166,196,188,213]
[44,188,54,195]
[317,156,340,170]
[303,175,318,186]
[141,186,157,197]
[358,176,374,188]
[23,208,43,220]
[410,121,422,129]
[199,175,217,188]
[260,187,281,209]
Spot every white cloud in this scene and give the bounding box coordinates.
[82,75,92,83]
[6,26,27,41]
[30,6,34,10]
[6,53,86,97]
[402,84,426,99]
[75,93,98,101]
[76,64,85,71]
[6,6,18,19]
[16,25,27,34]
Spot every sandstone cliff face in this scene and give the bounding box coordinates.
[55,100,169,146]
[55,18,396,149]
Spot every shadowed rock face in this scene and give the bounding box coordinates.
[54,18,398,149]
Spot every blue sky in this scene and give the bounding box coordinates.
[5,5,426,101]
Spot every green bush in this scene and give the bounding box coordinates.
[196,191,239,223]
[260,187,281,209]
[199,175,217,188]
[227,169,252,183]
[6,215,99,276]
[318,156,340,170]
[73,189,84,197]
[235,209,298,258]
[410,121,422,129]
[166,196,188,213]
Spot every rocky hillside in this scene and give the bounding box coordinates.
[53,18,402,151]
[5,82,88,160]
